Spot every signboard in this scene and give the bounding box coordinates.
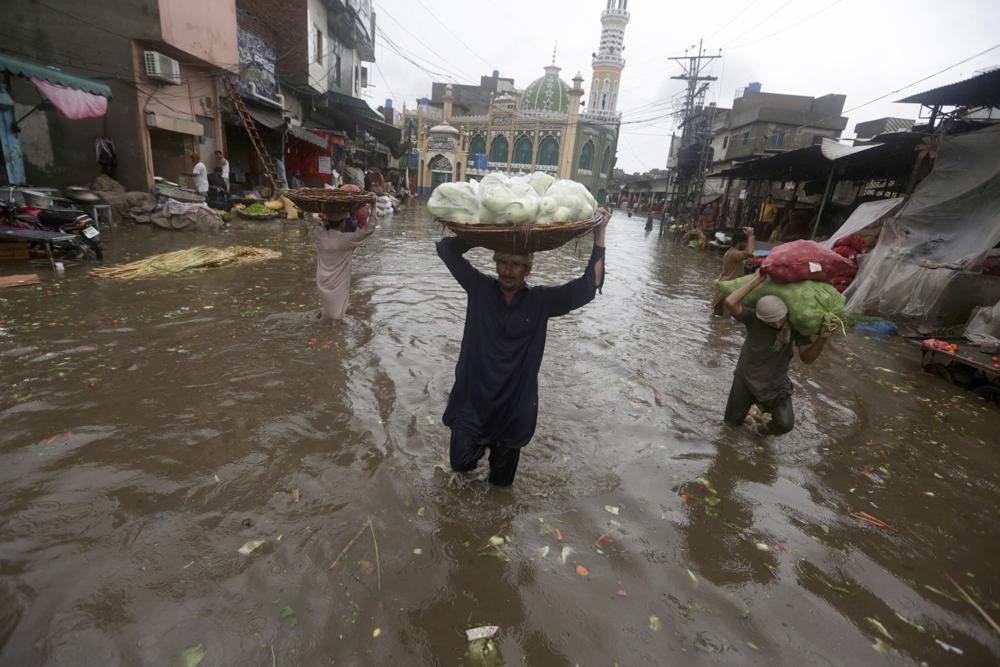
[237,29,279,103]
[318,156,332,174]
[427,138,454,150]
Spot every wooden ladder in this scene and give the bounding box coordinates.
[222,76,278,191]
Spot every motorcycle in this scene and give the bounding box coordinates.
[1,186,103,261]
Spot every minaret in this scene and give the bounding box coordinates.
[589,0,630,114]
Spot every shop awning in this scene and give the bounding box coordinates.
[0,52,111,119]
[245,105,285,129]
[327,90,385,123]
[287,124,326,148]
[0,52,112,99]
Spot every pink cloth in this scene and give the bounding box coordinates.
[31,77,108,119]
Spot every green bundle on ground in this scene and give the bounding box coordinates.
[92,245,280,280]
[716,274,845,336]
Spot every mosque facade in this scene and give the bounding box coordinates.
[404,0,631,204]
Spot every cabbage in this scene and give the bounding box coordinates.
[530,171,556,195]
[428,181,480,222]
[434,174,595,226]
[553,206,574,223]
[505,194,538,224]
[482,185,513,213]
[538,196,558,216]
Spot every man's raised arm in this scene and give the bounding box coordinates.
[545,208,611,317]
[436,235,483,292]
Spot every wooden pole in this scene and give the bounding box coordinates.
[810,166,837,240]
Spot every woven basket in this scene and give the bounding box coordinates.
[438,215,600,253]
[284,188,376,216]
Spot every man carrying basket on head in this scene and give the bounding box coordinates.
[435,208,611,486]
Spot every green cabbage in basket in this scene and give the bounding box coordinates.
[715,274,845,337]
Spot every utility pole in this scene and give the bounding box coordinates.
[667,39,720,223]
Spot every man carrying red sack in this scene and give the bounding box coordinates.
[722,270,833,435]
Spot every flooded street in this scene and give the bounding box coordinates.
[1,205,998,666]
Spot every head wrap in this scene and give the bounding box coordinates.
[493,251,533,269]
[756,295,792,350]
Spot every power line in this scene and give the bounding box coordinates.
[706,0,763,41]
[377,8,479,82]
[721,0,795,47]
[726,0,845,50]
[409,0,496,71]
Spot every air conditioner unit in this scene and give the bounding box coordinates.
[144,51,181,84]
[247,83,285,109]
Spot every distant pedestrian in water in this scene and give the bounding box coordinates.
[311,211,375,322]
[435,208,611,486]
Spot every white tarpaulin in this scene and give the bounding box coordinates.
[822,197,905,248]
[845,124,1000,321]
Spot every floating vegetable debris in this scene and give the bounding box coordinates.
[238,539,266,555]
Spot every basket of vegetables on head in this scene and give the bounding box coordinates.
[283,184,377,219]
[430,172,601,253]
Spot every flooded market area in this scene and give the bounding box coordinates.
[1,206,999,665]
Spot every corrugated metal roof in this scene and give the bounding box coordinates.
[896,68,1000,107]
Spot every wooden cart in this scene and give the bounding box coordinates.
[909,337,1000,403]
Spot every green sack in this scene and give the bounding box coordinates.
[715,274,845,336]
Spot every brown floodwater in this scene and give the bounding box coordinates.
[1,205,998,666]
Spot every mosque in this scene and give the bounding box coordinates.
[403,0,630,204]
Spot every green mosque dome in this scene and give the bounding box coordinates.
[520,65,570,114]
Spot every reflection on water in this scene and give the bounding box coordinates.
[1,206,998,665]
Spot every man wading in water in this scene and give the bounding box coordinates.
[722,269,832,435]
[436,208,611,486]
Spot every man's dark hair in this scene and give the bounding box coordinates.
[732,230,747,244]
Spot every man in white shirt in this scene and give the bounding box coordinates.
[186,153,209,198]
[214,150,230,191]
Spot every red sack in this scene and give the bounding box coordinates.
[353,204,370,228]
[762,240,856,283]
[833,245,857,260]
[833,234,870,254]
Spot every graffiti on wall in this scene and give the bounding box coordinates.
[237,29,278,102]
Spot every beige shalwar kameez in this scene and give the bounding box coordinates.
[312,221,375,321]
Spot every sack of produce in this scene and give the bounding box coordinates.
[715,274,845,336]
[762,240,855,283]
[427,181,481,222]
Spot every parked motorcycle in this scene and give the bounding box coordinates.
[1,186,103,261]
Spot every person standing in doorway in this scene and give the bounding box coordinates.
[186,153,209,199]
[214,150,230,191]
[436,209,612,486]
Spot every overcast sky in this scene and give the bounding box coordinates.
[365,0,999,174]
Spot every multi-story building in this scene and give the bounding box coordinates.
[715,86,848,168]
[403,0,631,203]
[3,0,239,190]
[0,0,391,192]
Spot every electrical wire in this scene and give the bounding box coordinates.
[706,0,763,41]
[408,0,496,71]
[726,0,845,50]
[721,0,796,47]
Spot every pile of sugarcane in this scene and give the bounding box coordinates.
[92,245,280,280]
